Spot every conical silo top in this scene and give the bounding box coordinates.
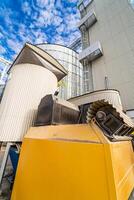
[8,43,67,81]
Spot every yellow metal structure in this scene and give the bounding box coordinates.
[11,123,134,200]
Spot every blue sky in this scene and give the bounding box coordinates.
[0,0,80,62]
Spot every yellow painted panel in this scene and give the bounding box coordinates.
[11,139,109,200]
[25,124,102,143]
[110,141,134,199]
[11,124,134,200]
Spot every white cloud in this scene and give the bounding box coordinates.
[65,13,80,33]
[67,0,78,3]
[0,0,80,60]
[0,25,7,36]
[54,29,80,47]
[35,0,50,8]
[53,15,63,26]
[56,23,66,33]
[36,8,63,27]
[31,0,55,10]
[0,32,3,38]
[52,35,65,45]
[22,2,31,15]
[0,7,13,25]
[55,0,62,9]
[7,39,23,54]
[15,23,48,45]
[37,10,53,26]
[33,29,48,44]
[0,45,6,54]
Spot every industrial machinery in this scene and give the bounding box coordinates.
[10,94,134,200]
[34,94,80,126]
[2,42,133,199]
[86,100,134,139]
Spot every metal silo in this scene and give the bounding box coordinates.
[37,44,83,100]
[0,43,67,142]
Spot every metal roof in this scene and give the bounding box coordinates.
[8,43,67,81]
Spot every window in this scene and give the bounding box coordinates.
[128,0,134,9]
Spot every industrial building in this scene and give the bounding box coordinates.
[77,0,134,118]
[0,1,134,199]
[37,44,83,99]
[0,41,134,199]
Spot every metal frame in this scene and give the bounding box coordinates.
[0,143,13,186]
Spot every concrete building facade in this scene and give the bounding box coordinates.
[78,0,134,114]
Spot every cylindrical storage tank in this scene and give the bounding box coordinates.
[68,89,123,110]
[37,44,83,100]
[0,63,57,142]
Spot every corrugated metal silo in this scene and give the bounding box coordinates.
[0,43,67,142]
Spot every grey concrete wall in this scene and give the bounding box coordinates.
[83,0,134,110]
